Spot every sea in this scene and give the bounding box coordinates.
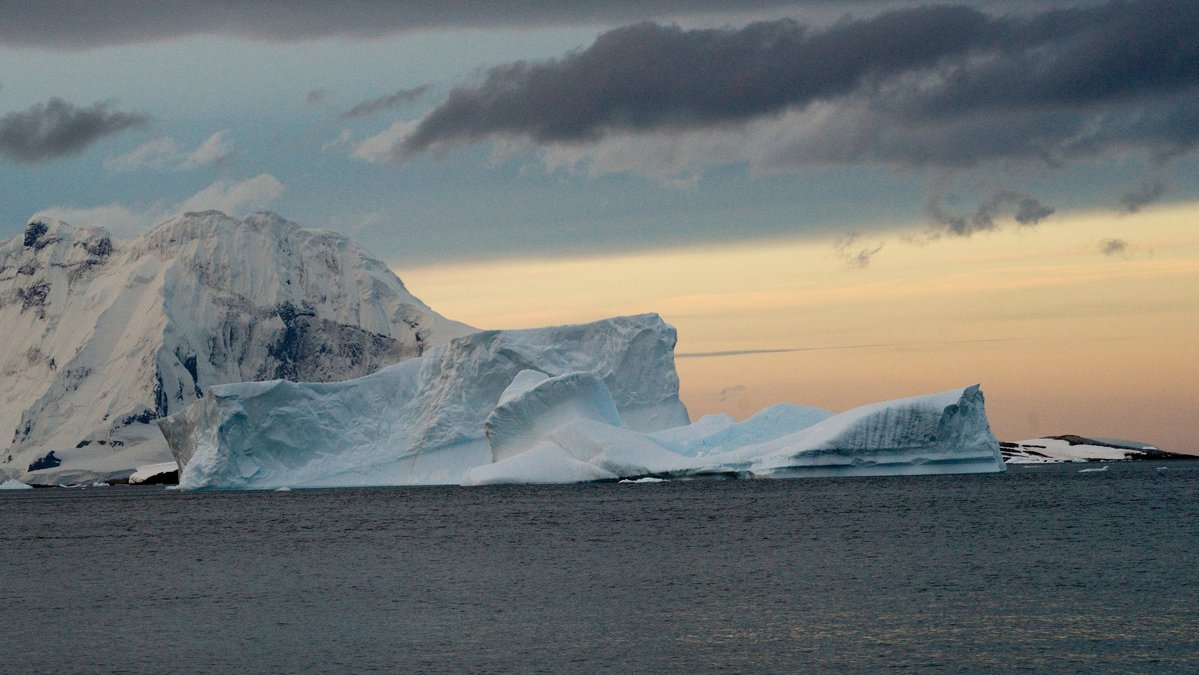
[2,461,1197,673]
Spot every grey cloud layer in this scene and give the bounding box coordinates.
[0,98,149,163]
[0,1,805,49]
[399,0,1199,169]
[1119,179,1167,212]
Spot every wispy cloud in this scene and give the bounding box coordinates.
[0,98,149,163]
[833,233,884,269]
[105,130,233,172]
[351,120,418,164]
[32,173,284,237]
[677,337,1023,359]
[678,345,897,359]
[341,86,428,120]
[926,189,1054,237]
[175,174,284,215]
[1098,238,1130,257]
[306,88,329,105]
[717,384,746,402]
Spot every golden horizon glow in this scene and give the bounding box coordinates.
[399,202,1199,454]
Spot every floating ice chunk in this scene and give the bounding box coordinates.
[0,479,33,490]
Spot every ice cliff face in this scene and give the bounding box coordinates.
[0,211,472,483]
[161,313,1004,489]
[161,313,690,489]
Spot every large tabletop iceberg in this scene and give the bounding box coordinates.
[160,314,1005,489]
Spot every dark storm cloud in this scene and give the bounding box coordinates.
[1118,179,1167,212]
[399,0,1199,168]
[401,5,997,154]
[0,98,149,163]
[0,1,806,49]
[341,86,429,120]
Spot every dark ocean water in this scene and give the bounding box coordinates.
[2,461,1197,673]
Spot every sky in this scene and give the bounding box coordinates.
[2,0,1197,453]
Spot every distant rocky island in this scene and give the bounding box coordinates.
[1001,435,1192,463]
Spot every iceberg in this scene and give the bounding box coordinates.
[681,384,1003,478]
[0,479,33,490]
[161,314,1005,489]
[161,314,690,489]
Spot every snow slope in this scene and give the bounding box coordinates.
[161,314,1004,489]
[0,211,471,484]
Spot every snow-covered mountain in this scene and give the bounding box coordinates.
[1001,435,1191,463]
[0,211,473,484]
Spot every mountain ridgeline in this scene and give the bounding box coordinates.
[0,211,472,483]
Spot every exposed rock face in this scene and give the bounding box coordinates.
[0,211,473,483]
[1001,435,1191,463]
